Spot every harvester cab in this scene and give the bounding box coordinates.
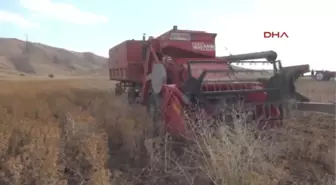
[109,25,336,137]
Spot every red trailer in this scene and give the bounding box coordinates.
[108,26,335,137]
[108,40,144,82]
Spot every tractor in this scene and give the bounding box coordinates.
[312,70,336,81]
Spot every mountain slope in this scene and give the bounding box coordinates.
[0,38,107,76]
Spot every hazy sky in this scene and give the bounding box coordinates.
[0,0,335,70]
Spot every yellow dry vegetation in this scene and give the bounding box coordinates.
[0,78,113,185]
[0,77,334,185]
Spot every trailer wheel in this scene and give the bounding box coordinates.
[115,83,123,96]
[315,72,324,81]
[146,93,162,136]
[127,87,136,105]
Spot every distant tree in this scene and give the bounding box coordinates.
[20,73,25,76]
[48,74,54,78]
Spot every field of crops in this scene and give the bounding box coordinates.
[0,77,334,185]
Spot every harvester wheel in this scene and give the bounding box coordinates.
[146,93,162,136]
[315,72,324,81]
[127,87,136,104]
[115,84,123,96]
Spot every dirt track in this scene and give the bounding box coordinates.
[296,79,335,102]
[0,77,334,185]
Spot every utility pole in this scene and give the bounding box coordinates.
[224,46,232,55]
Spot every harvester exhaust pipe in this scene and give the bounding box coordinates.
[220,50,278,62]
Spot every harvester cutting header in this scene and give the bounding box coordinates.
[108,25,335,137]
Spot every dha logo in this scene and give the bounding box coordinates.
[264,32,289,38]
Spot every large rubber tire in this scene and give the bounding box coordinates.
[127,87,136,105]
[115,85,122,96]
[315,72,324,81]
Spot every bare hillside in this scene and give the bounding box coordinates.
[0,38,107,76]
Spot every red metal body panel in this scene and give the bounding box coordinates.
[161,85,185,134]
[108,40,144,82]
[158,29,216,58]
[109,28,218,84]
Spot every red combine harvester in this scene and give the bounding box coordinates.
[108,26,336,137]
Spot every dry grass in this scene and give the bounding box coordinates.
[0,78,113,185]
[0,78,334,185]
